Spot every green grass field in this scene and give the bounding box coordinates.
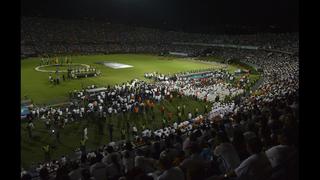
[21,54,260,169]
[22,54,230,104]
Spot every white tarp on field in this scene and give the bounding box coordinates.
[169,52,189,57]
[103,62,133,69]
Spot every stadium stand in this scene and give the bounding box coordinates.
[21,17,298,180]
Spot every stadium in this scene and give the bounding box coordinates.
[21,1,299,180]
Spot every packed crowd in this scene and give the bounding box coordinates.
[24,66,246,141]
[22,95,298,180]
[21,16,298,180]
[21,17,298,57]
[156,70,245,103]
[22,45,298,180]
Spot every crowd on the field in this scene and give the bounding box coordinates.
[155,70,245,103]
[21,16,299,180]
[21,17,298,57]
[22,46,298,180]
[23,66,248,141]
[22,95,298,180]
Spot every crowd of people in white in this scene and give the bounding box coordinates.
[21,17,298,180]
[22,46,298,180]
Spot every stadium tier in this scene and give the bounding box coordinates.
[21,17,298,57]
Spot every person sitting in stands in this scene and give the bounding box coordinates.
[90,154,107,180]
[157,150,185,180]
[265,128,297,168]
[212,137,272,180]
[213,132,240,173]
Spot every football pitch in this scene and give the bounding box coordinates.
[21,54,231,104]
[21,54,257,169]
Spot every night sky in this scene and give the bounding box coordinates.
[21,0,299,33]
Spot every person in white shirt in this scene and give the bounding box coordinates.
[188,112,192,120]
[265,129,296,168]
[214,132,240,172]
[83,127,88,140]
[173,122,178,129]
[132,126,138,136]
[217,137,272,180]
[108,107,113,117]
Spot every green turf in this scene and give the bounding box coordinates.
[22,54,227,104]
[39,64,86,71]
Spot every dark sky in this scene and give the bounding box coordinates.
[21,0,299,33]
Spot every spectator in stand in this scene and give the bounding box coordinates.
[20,17,299,180]
[232,129,250,161]
[68,162,83,180]
[55,164,70,180]
[122,150,135,174]
[106,153,124,180]
[89,153,107,180]
[39,166,49,180]
[180,142,209,180]
[21,173,32,180]
[265,128,297,169]
[135,149,157,173]
[213,132,240,173]
[102,146,121,165]
[213,137,272,180]
[157,150,185,180]
[81,169,95,180]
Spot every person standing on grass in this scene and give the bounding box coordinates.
[151,113,156,122]
[169,93,173,102]
[27,120,34,139]
[177,106,181,116]
[45,118,51,130]
[188,112,192,121]
[167,111,173,123]
[142,123,147,131]
[108,122,114,142]
[121,128,126,140]
[132,126,138,136]
[177,111,182,124]
[133,104,139,121]
[83,127,88,141]
[204,104,209,114]
[162,118,167,128]
[80,138,87,154]
[42,144,50,162]
[55,127,61,143]
[150,101,155,114]
[108,106,113,118]
[182,105,186,116]
[195,108,199,117]
[145,99,150,114]
[126,121,130,137]
[160,105,165,117]
[49,73,52,83]
[97,117,104,135]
